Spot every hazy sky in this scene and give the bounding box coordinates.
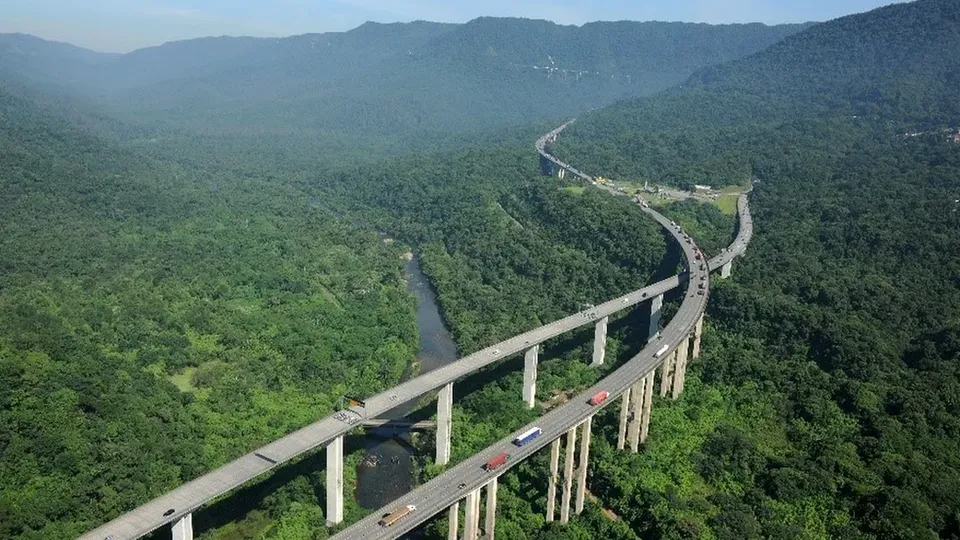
[1,0,907,53]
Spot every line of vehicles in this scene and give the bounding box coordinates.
[376,387,616,527]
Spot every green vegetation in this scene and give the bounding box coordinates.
[714,194,739,215]
[534,1,960,538]
[555,0,960,188]
[318,146,668,354]
[0,87,419,539]
[3,1,960,539]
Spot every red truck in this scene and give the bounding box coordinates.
[484,452,509,471]
[589,391,610,406]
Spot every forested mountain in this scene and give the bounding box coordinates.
[0,84,426,538]
[534,0,960,538]
[555,0,960,185]
[0,33,117,95]
[0,18,808,137]
[5,1,959,539]
[0,77,673,538]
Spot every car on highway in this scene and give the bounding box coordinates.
[379,505,417,527]
[484,452,510,471]
[589,391,610,405]
[513,427,543,447]
[163,509,175,517]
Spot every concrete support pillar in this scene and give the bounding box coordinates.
[720,260,732,279]
[575,417,592,514]
[485,477,498,540]
[648,294,663,342]
[171,513,193,540]
[436,382,453,466]
[523,346,539,409]
[560,427,578,524]
[447,502,459,540]
[640,371,655,444]
[671,338,689,399]
[628,378,646,453]
[616,387,630,450]
[464,488,481,540]
[325,435,344,526]
[659,351,674,397]
[546,438,560,522]
[592,316,609,366]
[691,314,704,360]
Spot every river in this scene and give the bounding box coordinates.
[354,253,459,509]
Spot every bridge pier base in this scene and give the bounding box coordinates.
[671,338,689,399]
[560,426,578,524]
[720,260,732,279]
[616,387,630,450]
[485,476,499,539]
[436,383,453,466]
[627,378,646,452]
[592,316,608,366]
[659,351,675,397]
[691,315,704,360]
[464,488,481,540]
[171,513,193,540]
[575,416,592,514]
[546,438,561,521]
[648,294,663,342]
[640,371,655,444]
[448,502,459,540]
[523,346,539,408]
[325,435,344,526]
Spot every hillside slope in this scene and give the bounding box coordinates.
[0,84,422,539]
[0,18,809,137]
[556,0,960,184]
[547,1,960,538]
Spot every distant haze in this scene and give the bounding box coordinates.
[1,0,907,52]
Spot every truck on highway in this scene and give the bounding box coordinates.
[379,504,416,527]
[589,391,610,405]
[655,345,670,358]
[513,427,543,447]
[484,452,510,471]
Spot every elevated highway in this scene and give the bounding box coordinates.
[330,130,751,539]
[81,121,751,540]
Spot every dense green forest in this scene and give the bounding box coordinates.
[0,81,674,538]
[554,0,960,188]
[520,1,960,538]
[0,86,423,539]
[3,0,960,539]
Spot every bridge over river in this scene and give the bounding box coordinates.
[82,121,751,540]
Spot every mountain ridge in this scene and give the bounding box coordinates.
[0,17,812,137]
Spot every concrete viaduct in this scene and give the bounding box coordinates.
[80,121,751,540]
